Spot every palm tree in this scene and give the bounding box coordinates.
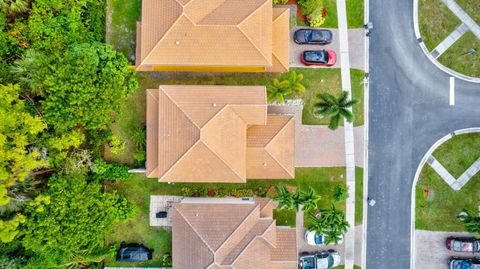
[313,91,359,130]
[323,228,344,245]
[0,0,29,15]
[299,187,321,211]
[284,71,305,95]
[272,185,295,210]
[267,79,291,104]
[306,203,350,245]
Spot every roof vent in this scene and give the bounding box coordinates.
[212,103,217,107]
[263,162,267,167]
[175,40,180,45]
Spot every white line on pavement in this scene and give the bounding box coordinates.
[450,77,455,106]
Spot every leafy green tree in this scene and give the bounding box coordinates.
[272,185,295,210]
[267,78,291,104]
[0,84,46,205]
[21,173,135,255]
[15,42,137,131]
[307,203,349,245]
[313,91,359,130]
[459,209,480,235]
[0,214,25,243]
[0,0,28,16]
[299,187,321,211]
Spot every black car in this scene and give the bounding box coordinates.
[449,257,480,269]
[116,242,153,262]
[294,29,333,45]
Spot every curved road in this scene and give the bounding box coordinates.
[367,0,480,268]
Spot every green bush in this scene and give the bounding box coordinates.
[333,185,348,201]
[298,0,323,16]
[92,158,133,181]
[273,0,289,4]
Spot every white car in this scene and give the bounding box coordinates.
[299,250,341,269]
[305,230,344,246]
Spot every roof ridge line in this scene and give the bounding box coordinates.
[160,86,201,129]
[237,0,272,66]
[159,140,201,181]
[271,9,290,70]
[173,205,216,265]
[146,89,159,102]
[139,14,184,67]
[228,223,276,266]
[265,117,295,177]
[215,204,260,262]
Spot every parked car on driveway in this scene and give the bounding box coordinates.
[447,237,480,253]
[301,50,336,67]
[449,257,480,269]
[294,29,333,45]
[116,242,153,262]
[305,230,344,246]
[298,250,341,269]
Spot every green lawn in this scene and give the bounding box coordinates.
[416,164,480,231]
[322,0,339,28]
[418,0,462,51]
[333,265,362,269]
[105,167,346,266]
[456,0,480,26]
[106,0,141,61]
[274,208,297,227]
[437,31,480,78]
[346,0,364,28]
[432,133,480,178]
[355,167,364,225]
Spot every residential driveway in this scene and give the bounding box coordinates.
[415,230,479,269]
[295,209,364,265]
[290,27,365,71]
[268,104,364,167]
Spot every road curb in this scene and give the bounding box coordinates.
[361,0,370,266]
[410,127,480,269]
[413,0,480,84]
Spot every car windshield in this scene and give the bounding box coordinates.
[305,51,327,63]
[327,255,334,267]
[311,31,328,42]
[314,234,324,244]
[301,257,316,269]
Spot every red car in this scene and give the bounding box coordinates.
[301,50,336,66]
[446,237,480,253]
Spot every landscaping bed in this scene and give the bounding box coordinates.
[105,167,347,266]
[416,132,480,232]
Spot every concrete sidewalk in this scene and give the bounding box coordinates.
[427,155,480,190]
[431,23,469,58]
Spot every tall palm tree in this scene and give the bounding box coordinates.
[313,91,359,130]
[284,70,305,95]
[299,187,321,212]
[0,0,29,15]
[267,79,291,104]
[272,185,295,210]
[306,203,350,245]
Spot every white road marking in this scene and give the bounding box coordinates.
[449,77,455,106]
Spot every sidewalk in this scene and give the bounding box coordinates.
[427,155,480,190]
[336,0,357,268]
[431,23,468,58]
[441,0,480,40]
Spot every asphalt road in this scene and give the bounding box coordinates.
[366,0,480,268]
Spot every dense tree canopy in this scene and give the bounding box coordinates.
[21,173,135,254]
[0,84,46,205]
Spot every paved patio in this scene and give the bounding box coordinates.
[289,27,365,71]
[415,230,479,269]
[149,195,183,228]
[268,104,364,168]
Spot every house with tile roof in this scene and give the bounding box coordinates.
[172,197,298,269]
[146,85,295,183]
[135,0,289,72]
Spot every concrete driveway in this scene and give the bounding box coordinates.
[290,27,365,71]
[415,230,480,269]
[268,103,364,168]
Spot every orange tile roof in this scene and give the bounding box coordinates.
[172,198,297,269]
[136,0,289,71]
[267,8,290,72]
[146,85,295,183]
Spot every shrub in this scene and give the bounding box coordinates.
[92,158,132,181]
[298,0,323,16]
[307,8,327,27]
[273,0,289,4]
[333,186,348,201]
[181,187,195,197]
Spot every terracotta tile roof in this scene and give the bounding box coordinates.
[247,115,295,178]
[146,85,295,183]
[137,0,277,69]
[172,198,297,269]
[267,8,290,72]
